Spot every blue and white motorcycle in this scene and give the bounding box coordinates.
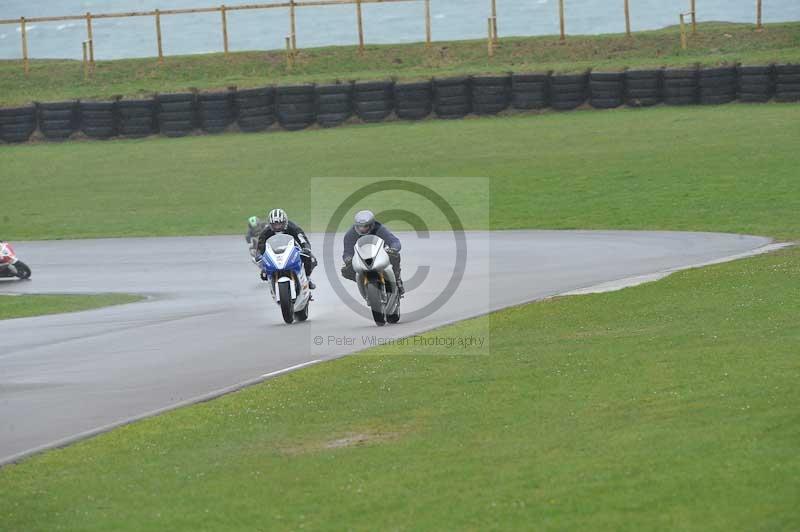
[258,234,311,324]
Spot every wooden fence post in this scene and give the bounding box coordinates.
[155,9,164,63]
[680,14,687,50]
[491,0,499,44]
[756,0,762,30]
[82,41,89,79]
[290,0,297,51]
[20,17,29,75]
[221,5,229,55]
[624,0,631,37]
[424,0,431,47]
[691,0,696,34]
[86,12,95,63]
[356,0,365,53]
[285,36,294,69]
[487,18,494,57]
[559,0,566,42]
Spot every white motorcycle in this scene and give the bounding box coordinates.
[258,234,311,324]
[352,234,401,326]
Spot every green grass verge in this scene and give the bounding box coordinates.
[2,104,799,241]
[0,293,143,320]
[1,22,799,105]
[0,103,798,530]
[1,247,797,531]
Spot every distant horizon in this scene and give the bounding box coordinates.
[2,0,799,60]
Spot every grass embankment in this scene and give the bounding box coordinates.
[1,250,798,530]
[0,293,143,320]
[0,105,798,530]
[1,104,799,241]
[1,21,799,105]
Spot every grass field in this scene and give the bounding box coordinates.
[0,104,799,530]
[1,22,799,105]
[0,293,143,320]
[2,104,799,241]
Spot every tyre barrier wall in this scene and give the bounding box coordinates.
[551,73,588,110]
[590,72,625,109]
[512,73,549,110]
[434,76,471,119]
[471,75,511,115]
[775,64,800,102]
[1,64,798,144]
[394,81,433,120]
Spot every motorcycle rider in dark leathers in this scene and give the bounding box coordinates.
[245,216,267,244]
[341,210,404,296]
[256,209,317,289]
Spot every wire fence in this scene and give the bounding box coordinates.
[0,0,772,74]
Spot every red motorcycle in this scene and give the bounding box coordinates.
[0,241,32,280]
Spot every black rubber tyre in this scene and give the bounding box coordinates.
[626,97,661,107]
[41,129,74,140]
[664,96,695,105]
[775,92,800,102]
[590,98,623,109]
[396,106,431,120]
[663,69,697,79]
[699,94,736,105]
[626,88,660,99]
[589,80,623,91]
[366,283,385,326]
[774,64,800,75]
[626,79,660,90]
[238,116,272,132]
[664,78,697,88]
[119,125,153,137]
[13,261,32,280]
[738,65,772,75]
[279,282,295,324]
[512,95,548,109]
[625,69,662,80]
[551,99,584,110]
[434,103,470,118]
[40,109,74,121]
[1,125,35,142]
[664,87,696,97]
[83,126,115,138]
[318,102,351,114]
[386,311,400,324]
[738,93,771,102]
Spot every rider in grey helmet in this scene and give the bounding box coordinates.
[341,210,404,296]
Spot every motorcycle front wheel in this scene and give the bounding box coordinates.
[278,282,295,324]
[14,261,31,280]
[366,282,385,326]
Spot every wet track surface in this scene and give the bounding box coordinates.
[0,230,773,463]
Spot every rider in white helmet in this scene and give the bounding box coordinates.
[341,210,404,296]
[256,208,317,289]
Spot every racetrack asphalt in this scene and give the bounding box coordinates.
[0,230,775,464]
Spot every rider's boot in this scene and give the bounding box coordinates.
[308,279,316,290]
[396,277,405,297]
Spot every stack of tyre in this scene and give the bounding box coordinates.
[471,75,511,115]
[511,73,549,110]
[774,64,800,102]
[197,91,234,134]
[117,99,156,137]
[663,68,697,105]
[79,101,116,139]
[156,93,196,137]
[624,69,661,107]
[589,71,625,109]
[236,87,275,133]
[433,77,471,119]
[698,66,737,105]
[550,73,587,110]
[737,65,773,103]
[0,105,37,143]
[316,83,352,128]
[277,85,316,131]
[393,81,433,120]
[38,101,78,140]
[353,81,394,123]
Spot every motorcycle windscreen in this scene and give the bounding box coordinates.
[355,235,385,261]
[266,234,294,254]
